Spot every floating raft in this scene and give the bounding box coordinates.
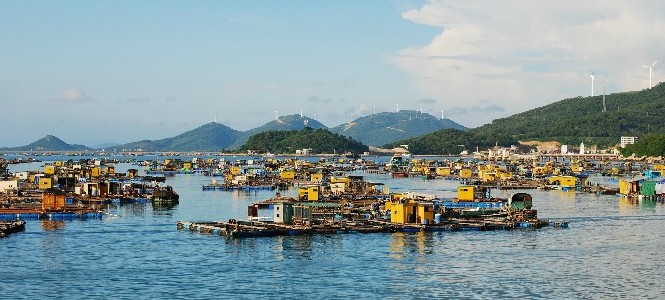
[441,201,506,209]
[0,209,103,221]
[202,184,275,191]
[0,220,26,238]
[177,219,568,239]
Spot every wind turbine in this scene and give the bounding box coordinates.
[590,72,595,97]
[643,61,657,89]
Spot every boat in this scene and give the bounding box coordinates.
[150,185,179,204]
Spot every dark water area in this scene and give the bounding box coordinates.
[2,160,665,299]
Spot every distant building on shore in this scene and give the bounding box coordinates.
[620,136,639,148]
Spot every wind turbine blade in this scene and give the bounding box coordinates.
[652,61,658,67]
[643,66,650,68]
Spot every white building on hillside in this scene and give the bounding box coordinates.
[620,136,639,148]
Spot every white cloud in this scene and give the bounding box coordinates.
[54,88,89,102]
[390,0,665,127]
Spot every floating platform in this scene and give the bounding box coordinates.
[0,209,103,221]
[177,218,568,239]
[202,185,275,191]
[440,201,506,209]
[0,220,26,238]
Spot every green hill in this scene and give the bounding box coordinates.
[330,110,467,146]
[241,127,368,154]
[229,114,327,149]
[471,83,665,148]
[620,134,665,157]
[384,129,517,155]
[119,122,241,151]
[2,135,91,151]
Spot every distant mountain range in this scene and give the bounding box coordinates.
[1,111,461,152]
[14,81,661,154]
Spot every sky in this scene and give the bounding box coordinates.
[1,0,664,147]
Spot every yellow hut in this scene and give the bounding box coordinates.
[44,165,56,175]
[459,168,473,179]
[280,170,295,180]
[298,185,320,201]
[39,177,53,190]
[436,167,451,177]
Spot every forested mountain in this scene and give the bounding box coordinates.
[471,83,665,147]
[228,115,327,149]
[118,122,241,151]
[384,129,517,155]
[330,110,467,146]
[2,135,90,151]
[241,127,368,154]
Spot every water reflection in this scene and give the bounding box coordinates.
[274,235,313,261]
[389,232,433,260]
[105,203,147,217]
[152,202,178,212]
[41,220,66,231]
[619,197,659,214]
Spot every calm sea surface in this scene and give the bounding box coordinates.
[2,159,665,299]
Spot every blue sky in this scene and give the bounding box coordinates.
[1,1,663,146]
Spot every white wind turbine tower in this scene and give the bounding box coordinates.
[589,72,595,97]
[643,61,657,89]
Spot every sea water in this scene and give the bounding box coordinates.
[2,160,665,299]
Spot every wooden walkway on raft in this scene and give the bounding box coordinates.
[0,220,26,238]
[177,218,569,239]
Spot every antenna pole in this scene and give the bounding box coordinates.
[602,87,606,113]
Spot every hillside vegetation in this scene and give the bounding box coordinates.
[330,110,467,146]
[118,122,241,151]
[471,83,665,148]
[384,129,517,155]
[228,115,326,149]
[1,135,90,151]
[620,134,665,157]
[241,127,368,154]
